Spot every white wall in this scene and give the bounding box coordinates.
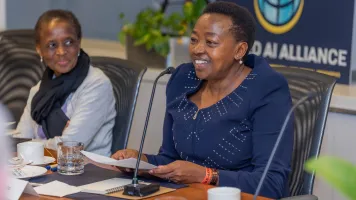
[313,112,356,200]
[126,70,169,155]
[0,0,5,30]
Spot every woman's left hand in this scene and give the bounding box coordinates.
[149,160,206,184]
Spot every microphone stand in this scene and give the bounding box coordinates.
[123,67,175,197]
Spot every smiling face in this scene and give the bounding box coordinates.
[189,13,247,80]
[36,19,81,77]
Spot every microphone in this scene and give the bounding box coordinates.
[253,92,317,200]
[123,67,176,197]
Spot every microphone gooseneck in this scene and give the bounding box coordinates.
[132,67,176,185]
[253,92,317,200]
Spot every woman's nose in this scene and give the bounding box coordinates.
[56,45,66,55]
[192,42,205,55]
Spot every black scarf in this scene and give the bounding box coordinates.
[31,49,90,139]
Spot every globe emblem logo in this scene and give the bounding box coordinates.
[254,0,304,34]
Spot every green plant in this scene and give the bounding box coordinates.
[305,156,356,200]
[118,0,207,57]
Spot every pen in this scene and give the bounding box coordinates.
[29,182,43,187]
[45,164,58,172]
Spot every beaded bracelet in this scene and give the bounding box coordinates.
[201,168,213,184]
[209,168,219,185]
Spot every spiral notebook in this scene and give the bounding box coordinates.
[79,178,132,195]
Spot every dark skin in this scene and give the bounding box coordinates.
[111,13,252,184]
[36,19,81,77]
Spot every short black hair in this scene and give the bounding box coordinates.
[34,9,82,44]
[203,1,256,61]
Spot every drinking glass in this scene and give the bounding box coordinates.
[57,141,84,175]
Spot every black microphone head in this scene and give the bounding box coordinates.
[166,67,176,74]
[158,67,176,77]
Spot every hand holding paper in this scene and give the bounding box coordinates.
[81,151,156,170]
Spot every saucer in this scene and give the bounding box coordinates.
[11,165,47,179]
[30,156,56,166]
[8,157,31,168]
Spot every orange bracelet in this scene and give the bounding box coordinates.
[202,168,213,184]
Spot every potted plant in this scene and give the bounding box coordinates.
[305,156,356,199]
[118,0,208,68]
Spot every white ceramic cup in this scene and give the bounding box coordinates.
[17,141,44,164]
[208,187,241,200]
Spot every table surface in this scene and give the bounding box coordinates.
[18,149,271,200]
[20,184,271,200]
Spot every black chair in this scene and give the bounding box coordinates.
[274,67,337,196]
[0,29,36,50]
[0,37,44,123]
[90,56,147,153]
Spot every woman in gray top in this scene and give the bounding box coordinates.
[16,9,116,156]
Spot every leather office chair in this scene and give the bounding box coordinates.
[275,67,337,196]
[0,29,36,50]
[0,36,44,123]
[90,56,147,154]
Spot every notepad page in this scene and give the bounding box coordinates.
[79,178,132,195]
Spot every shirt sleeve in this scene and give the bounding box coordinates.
[16,86,37,139]
[44,78,116,151]
[218,74,294,199]
[146,111,181,166]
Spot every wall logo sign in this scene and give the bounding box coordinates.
[254,0,304,34]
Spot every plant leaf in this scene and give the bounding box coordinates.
[119,12,125,19]
[118,31,126,45]
[192,0,207,19]
[183,2,194,23]
[133,33,150,46]
[305,156,356,200]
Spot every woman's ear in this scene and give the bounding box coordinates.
[36,45,43,63]
[36,45,41,58]
[234,42,248,61]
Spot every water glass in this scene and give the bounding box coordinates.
[57,141,84,175]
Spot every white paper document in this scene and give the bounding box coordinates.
[7,178,39,200]
[81,150,156,170]
[34,181,82,197]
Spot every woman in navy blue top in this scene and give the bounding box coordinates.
[112,2,293,199]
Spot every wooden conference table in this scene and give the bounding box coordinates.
[18,148,271,200]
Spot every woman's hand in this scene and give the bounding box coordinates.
[111,149,148,161]
[111,149,148,174]
[149,160,206,184]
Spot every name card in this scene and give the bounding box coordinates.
[7,178,38,200]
